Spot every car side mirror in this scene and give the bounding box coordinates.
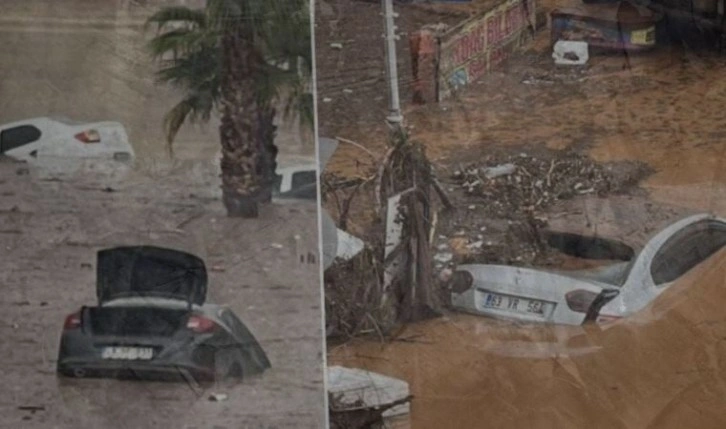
[584,289,620,322]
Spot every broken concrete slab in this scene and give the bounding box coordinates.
[327,365,410,418]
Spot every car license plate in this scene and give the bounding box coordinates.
[102,346,153,360]
[480,292,548,316]
[113,152,131,162]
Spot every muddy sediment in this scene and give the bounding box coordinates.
[435,146,654,267]
[319,0,726,427]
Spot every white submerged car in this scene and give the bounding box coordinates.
[212,150,318,201]
[271,157,318,201]
[0,117,135,177]
[451,213,726,325]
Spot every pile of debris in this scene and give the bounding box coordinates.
[435,148,652,267]
[328,366,412,429]
[447,148,651,218]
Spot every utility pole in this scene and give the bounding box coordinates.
[382,0,403,127]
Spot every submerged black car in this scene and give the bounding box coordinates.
[57,245,271,382]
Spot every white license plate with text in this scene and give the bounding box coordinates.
[102,346,154,360]
[478,291,550,317]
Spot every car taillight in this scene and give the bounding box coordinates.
[74,129,101,144]
[63,310,82,330]
[565,289,599,313]
[186,315,218,333]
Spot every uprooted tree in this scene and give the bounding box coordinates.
[324,127,453,338]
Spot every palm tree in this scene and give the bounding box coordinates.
[146,0,312,217]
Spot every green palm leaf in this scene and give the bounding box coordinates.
[147,0,313,151]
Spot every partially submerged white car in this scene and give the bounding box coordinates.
[0,117,135,176]
[451,214,726,325]
[272,157,318,202]
[211,150,318,201]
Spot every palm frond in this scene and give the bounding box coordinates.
[145,6,207,31]
[207,0,245,30]
[162,98,194,156]
[155,46,219,89]
[293,92,315,131]
[147,28,214,59]
[149,0,313,155]
[162,91,217,154]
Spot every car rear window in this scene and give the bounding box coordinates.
[0,125,42,153]
[291,170,317,190]
[650,220,726,285]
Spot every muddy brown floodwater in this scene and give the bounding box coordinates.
[1,2,324,427]
[331,249,726,429]
[0,161,325,429]
[321,0,726,426]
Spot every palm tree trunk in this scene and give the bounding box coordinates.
[218,26,263,218]
[257,105,278,203]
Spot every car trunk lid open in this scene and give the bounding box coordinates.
[96,246,207,306]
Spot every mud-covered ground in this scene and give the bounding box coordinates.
[319,0,726,427]
[0,160,325,429]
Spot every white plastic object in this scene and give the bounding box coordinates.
[552,40,589,65]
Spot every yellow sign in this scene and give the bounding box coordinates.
[631,27,656,45]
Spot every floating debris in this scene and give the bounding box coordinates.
[208,393,228,402]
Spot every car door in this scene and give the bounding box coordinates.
[219,308,271,372]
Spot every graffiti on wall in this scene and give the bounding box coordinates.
[438,0,535,100]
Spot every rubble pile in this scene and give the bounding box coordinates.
[448,149,645,218]
[435,148,652,267]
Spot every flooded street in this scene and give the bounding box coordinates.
[319,0,726,426]
[0,0,310,163]
[0,162,325,428]
[331,248,726,429]
[1,1,323,428]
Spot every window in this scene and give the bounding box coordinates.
[0,125,42,153]
[280,182,317,200]
[291,170,317,190]
[650,220,726,285]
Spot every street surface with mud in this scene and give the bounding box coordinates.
[318,0,726,427]
[0,162,325,429]
[1,1,324,428]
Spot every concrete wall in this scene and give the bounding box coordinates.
[0,0,311,167]
[409,0,536,103]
